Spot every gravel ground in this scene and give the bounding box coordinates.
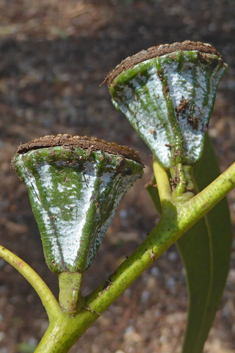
[0,1,235,352]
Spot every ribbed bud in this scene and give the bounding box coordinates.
[12,134,143,273]
[106,41,227,168]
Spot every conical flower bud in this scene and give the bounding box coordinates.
[106,41,227,168]
[12,134,143,273]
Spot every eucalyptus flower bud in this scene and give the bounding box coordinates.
[12,134,143,274]
[106,41,227,169]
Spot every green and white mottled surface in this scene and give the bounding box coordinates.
[110,51,227,168]
[13,146,143,273]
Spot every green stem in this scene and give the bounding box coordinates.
[169,163,195,201]
[36,162,235,352]
[84,161,235,324]
[180,161,235,225]
[58,272,83,314]
[5,161,235,353]
[35,319,78,353]
[0,245,61,321]
[171,163,186,196]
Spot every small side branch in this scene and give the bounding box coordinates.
[0,245,61,321]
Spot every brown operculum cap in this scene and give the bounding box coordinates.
[103,40,223,87]
[14,134,143,166]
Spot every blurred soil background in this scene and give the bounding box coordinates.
[0,0,235,352]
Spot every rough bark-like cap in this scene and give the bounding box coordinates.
[15,134,143,165]
[12,134,144,273]
[106,40,227,168]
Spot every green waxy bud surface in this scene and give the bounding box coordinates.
[107,41,227,168]
[12,135,143,273]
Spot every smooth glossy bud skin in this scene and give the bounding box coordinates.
[12,135,143,273]
[107,41,227,168]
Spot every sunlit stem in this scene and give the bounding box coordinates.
[153,158,171,209]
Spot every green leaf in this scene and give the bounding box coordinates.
[146,133,232,353]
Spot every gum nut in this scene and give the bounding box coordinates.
[11,134,144,273]
[106,40,227,168]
